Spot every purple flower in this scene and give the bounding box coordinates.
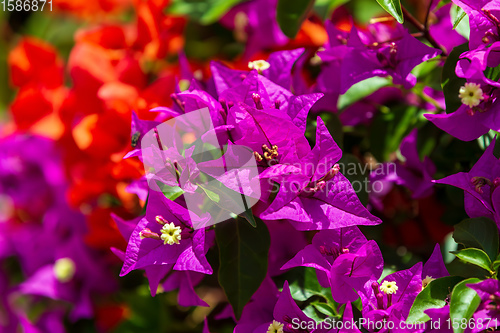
[19,235,116,321]
[281,227,383,303]
[219,70,322,132]
[370,129,436,200]
[360,263,423,331]
[452,0,500,49]
[467,279,500,332]
[235,279,324,333]
[330,302,362,333]
[234,276,279,333]
[429,4,468,53]
[219,0,288,58]
[434,139,500,226]
[266,220,308,277]
[112,214,209,306]
[260,117,381,230]
[425,42,500,141]
[420,305,454,333]
[262,48,305,90]
[125,111,161,159]
[120,189,213,277]
[162,270,208,307]
[339,27,441,93]
[422,244,449,284]
[0,135,67,224]
[18,310,66,333]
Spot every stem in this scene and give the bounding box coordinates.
[424,0,433,30]
[402,6,447,56]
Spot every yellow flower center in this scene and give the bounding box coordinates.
[267,320,284,333]
[53,258,76,283]
[380,280,398,295]
[459,82,484,107]
[160,222,182,245]
[248,60,270,73]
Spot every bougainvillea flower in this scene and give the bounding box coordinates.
[467,279,500,332]
[18,310,67,333]
[219,0,288,58]
[426,41,500,141]
[281,227,383,303]
[429,3,468,53]
[396,129,436,198]
[424,103,492,141]
[226,102,311,163]
[0,270,19,332]
[452,0,500,49]
[340,27,441,93]
[204,62,321,131]
[111,213,208,306]
[332,302,362,333]
[327,239,383,303]
[266,220,308,277]
[120,190,213,276]
[435,139,500,225]
[419,305,474,333]
[234,276,279,333]
[124,111,160,158]
[371,129,436,199]
[19,236,116,321]
[260,117,381,230]
[162,270,208,307]
[235,280,328,333]
[360,263,422,330]
[219,70,322,132]
[259,48,305,90]
[422,244,449,285]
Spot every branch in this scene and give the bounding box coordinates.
[402,6,447,56]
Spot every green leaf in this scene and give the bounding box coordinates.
[375,0,404,24]
[167,0,246,25]
[199,0,244,24]
[303,305,324,322]
[478,130,497,151]
[453,217,499,262]
[407,276,464,323]
[484,66,500,82]
[450,4,470,39]
[239,207,257,228]
[369,105,419,161]
[199,185,220,203]
[311,301,337,317]
[288,267,330,301]
[337,77,391,111]
[313,0,350,20]
[492,260,500,271]
[452,248,492,273]
[441,43,468,114]
[449,278,481,333]
[276,0,315,38]
[161,186,185,201]
[452,10,466,30]
[216,217,270,320]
